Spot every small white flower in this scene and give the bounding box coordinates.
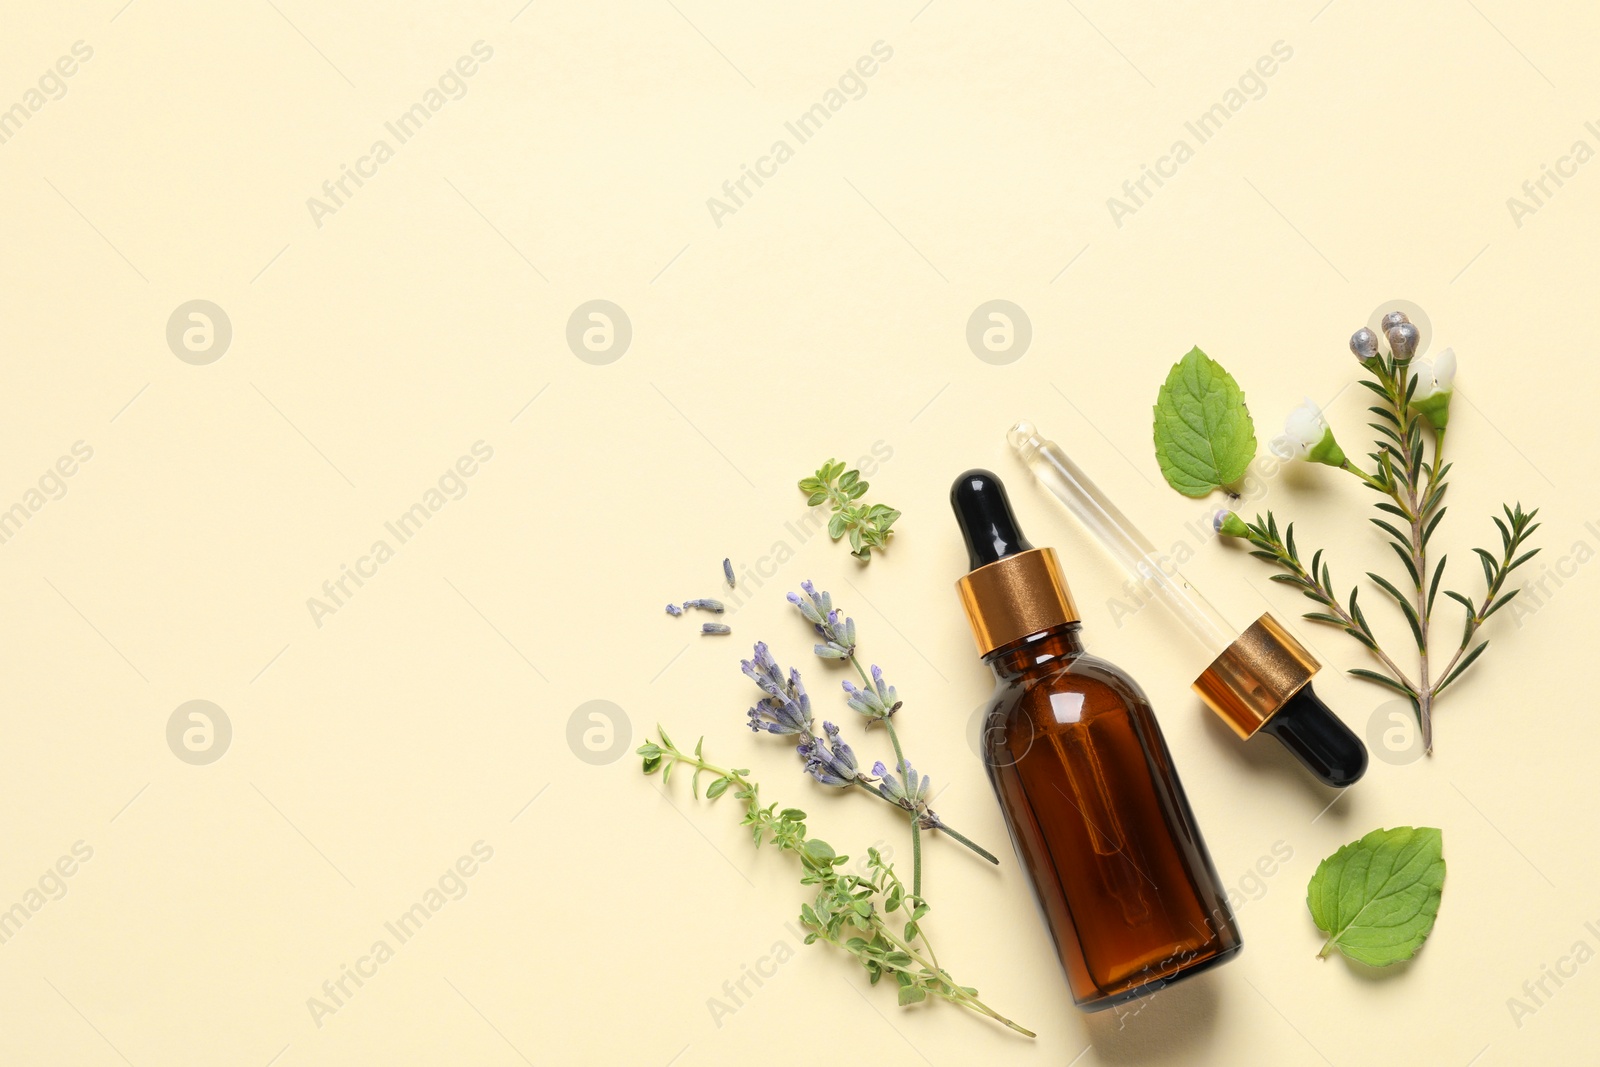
[1409,347,1456,428]
[1410,347,1456,402]
[1269,398,1328,460]
[1270,398,1347,467]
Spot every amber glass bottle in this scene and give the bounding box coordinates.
[952,470,1241,1011]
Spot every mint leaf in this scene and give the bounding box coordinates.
[1307,826,1445,966]
[1151,347,1257,496]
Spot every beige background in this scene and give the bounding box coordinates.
[1,0,1596,1063]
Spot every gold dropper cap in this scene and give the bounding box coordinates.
[956,547,1079,657]
[1192,613,1318,738]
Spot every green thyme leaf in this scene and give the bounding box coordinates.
[1152,347,1257,497]
[800,458,899,561]
[1307,826,1445,966]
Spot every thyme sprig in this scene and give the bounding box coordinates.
[800,460,899,561]
[638,728,1033,1037]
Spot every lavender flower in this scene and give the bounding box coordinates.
[841,664,901,722]
[683,598,725,613]
[723,558,736,587]
[665,603,683,616]
[743,643,813,737]
[788,580,856,659]
[701,623,731,635]
[796,721,863,787]
[873,758,943,830]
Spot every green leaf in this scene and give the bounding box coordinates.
[1435,641,1490,694]
[799,838,836,870]
[1152,347,1257,496]
[705,777,730,799]
[1307,826,1445,967]
[1368,572,1424,649]
[1347,667,1414,697]
[897,981,927,1006]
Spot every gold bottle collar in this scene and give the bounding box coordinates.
[955,547,1079,657]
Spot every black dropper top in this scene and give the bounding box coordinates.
[1258,686,1368,788]
[952,469,1034,569]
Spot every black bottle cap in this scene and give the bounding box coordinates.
[951,469,1035,570]
[1258,684,1368,788]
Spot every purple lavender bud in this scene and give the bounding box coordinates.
[723,558,735,587]
[683,598,724,613]
[665,603,683,616]
[701,623,731,635]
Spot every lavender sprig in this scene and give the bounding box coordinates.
[774,581,1000,894]
[740,635,998,890]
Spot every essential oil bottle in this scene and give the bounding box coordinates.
[951,469,1242,1011]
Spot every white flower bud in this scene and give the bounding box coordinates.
[1409,347,1456,428]
[1270,398,1347,467]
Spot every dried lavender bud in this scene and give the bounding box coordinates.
[665,603,683,617]
[682,598,725,613]
[842,664,901,721]
[796,721,862,787]
[743,643,813,736]
[1350,327,1379,362]
[788,581,856,658]
[701,623,732,635]
[723,558,735,588]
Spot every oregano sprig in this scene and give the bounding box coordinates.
[638,729,1033,1036]
[799,460,900,561]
